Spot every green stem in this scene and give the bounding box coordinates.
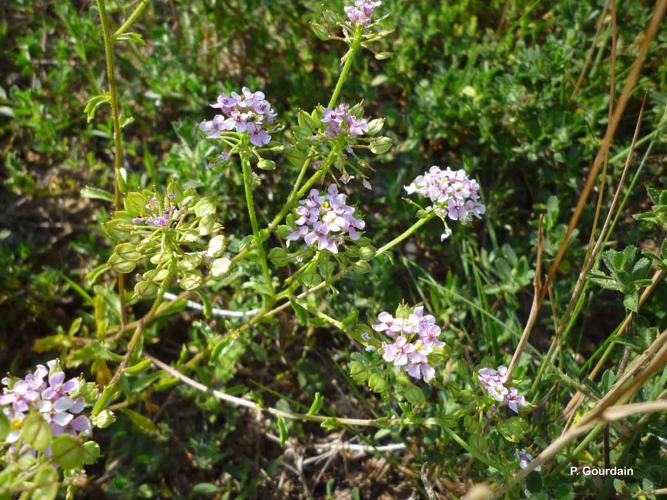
[270,28,362,231]
[186,214,436,369]
[376,213,435,255]
[267,148,339,232]
[241,151,275,297]
[96,0,128,326]
[328,26,363,109]
[113,0,150,39]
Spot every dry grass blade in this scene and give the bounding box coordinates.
[507,216,544,379]
[540,0,667,302]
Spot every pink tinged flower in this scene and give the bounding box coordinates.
[42,372,79,401]
[407,359,436,382]
[487,383,508,402]
[404,166,485,223]
[199,120,220,138]
[504,387,525,414]
[371,312,404,336]
[3,381,40,413]
[419,325,444,347]
[382,336,415,366]
[477,365,508,390]
[286,185,364,253]
[53,415,91,437]
[249,127,271,146]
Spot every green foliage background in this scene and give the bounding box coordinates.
[0,0,665,497]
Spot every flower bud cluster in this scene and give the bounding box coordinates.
[345,0,382,26]
[321,104,369,139]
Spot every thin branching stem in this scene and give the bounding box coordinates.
[96,0,128,326]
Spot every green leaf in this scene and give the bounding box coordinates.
[81,186,114,202]
[121,408,157,434]
[124,192,148,215]
[497,416,528,443]
[192,483,221,494]
[33,466,59,500]
[310,22,330,41]
[623,292,639,313]
[290,297,308,325]
[52,435,85,469]
[82,441,101,465]
[21,413,52,451]
[369,137,392,154]
[83,92,111,122]
[277,415,288,447]
[195,290,213,319]
[307,392,324,415]
[115,31,145,45]
[194,197,216,218]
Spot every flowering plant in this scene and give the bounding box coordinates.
[12,0,665,497]
[0,360,107,497]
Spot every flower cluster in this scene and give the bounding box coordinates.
[518,449,541,472]
[1,360,92,446]
[199,87,276,146]
[478,365,526,413]
[321,104,369,139]
[345,0,382,26]
[373,306,444,382]
[133,194,177,228]
[405,166,486,223]
[287,184,365,254]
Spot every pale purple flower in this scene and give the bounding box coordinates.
[477,365,508,391]
[286,184,365,254]
[42,371,79,401]
[371,312,403,337]
[133,194,177,228]
[321,104,369,140]
[345,0,381,26]
[518,450,541,472]
[200,87,276,146]
[478,366,526,413]
[505,387,525,414]
[406,355,436,382]
[404,166,486,226]
[370,305,444,383]
[382,336,415,366]
[419,325,444,347]
[0,359,94,448]
[487,383,509,403]
[0,381,40,413]
[53,415,91,437]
